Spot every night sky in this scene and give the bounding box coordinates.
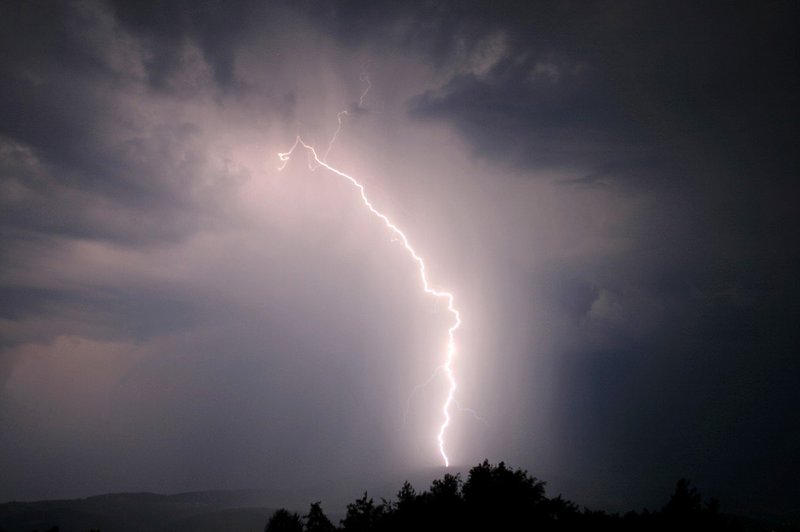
[1,0,798,518]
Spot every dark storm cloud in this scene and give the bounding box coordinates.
[0,0,268,403]
[106,0,260,89]
[400,2,799,180]
[0,2,246,248]
[408,61,643,169]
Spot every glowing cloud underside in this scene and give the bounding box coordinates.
[277,136,461,467]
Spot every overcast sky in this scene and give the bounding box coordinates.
[1,0,798,517]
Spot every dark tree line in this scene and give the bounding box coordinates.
[266,460,734,532]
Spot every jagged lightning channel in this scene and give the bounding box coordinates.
[277,137,461,467]
[322,74,371,163]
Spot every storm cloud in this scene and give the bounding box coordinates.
[1,0,798,518]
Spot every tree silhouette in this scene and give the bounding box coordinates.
[662,478,726,532]
[664,478,703,516]
[429,473,461,503]
[462,460,546,530]
[265,508,303,532]
[340,492,384,532]
[395,481,416,511]
[388,481,419,531]
[262,460,741,532]
[304,501,335,532]
[425,473,464,530]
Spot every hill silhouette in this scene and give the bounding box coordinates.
[0,490,276,532]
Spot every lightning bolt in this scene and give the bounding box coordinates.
[357,72,371,108]
[277,117,461,466]
[322,110,348,163]
[403,367,442,427]
[455,400,489,428]
[322,74,370,163]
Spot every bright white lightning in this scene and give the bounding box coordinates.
[277,134,461,467]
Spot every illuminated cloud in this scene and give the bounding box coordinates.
[0,0,797,518]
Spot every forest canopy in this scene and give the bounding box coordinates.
[266,460,735,532]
